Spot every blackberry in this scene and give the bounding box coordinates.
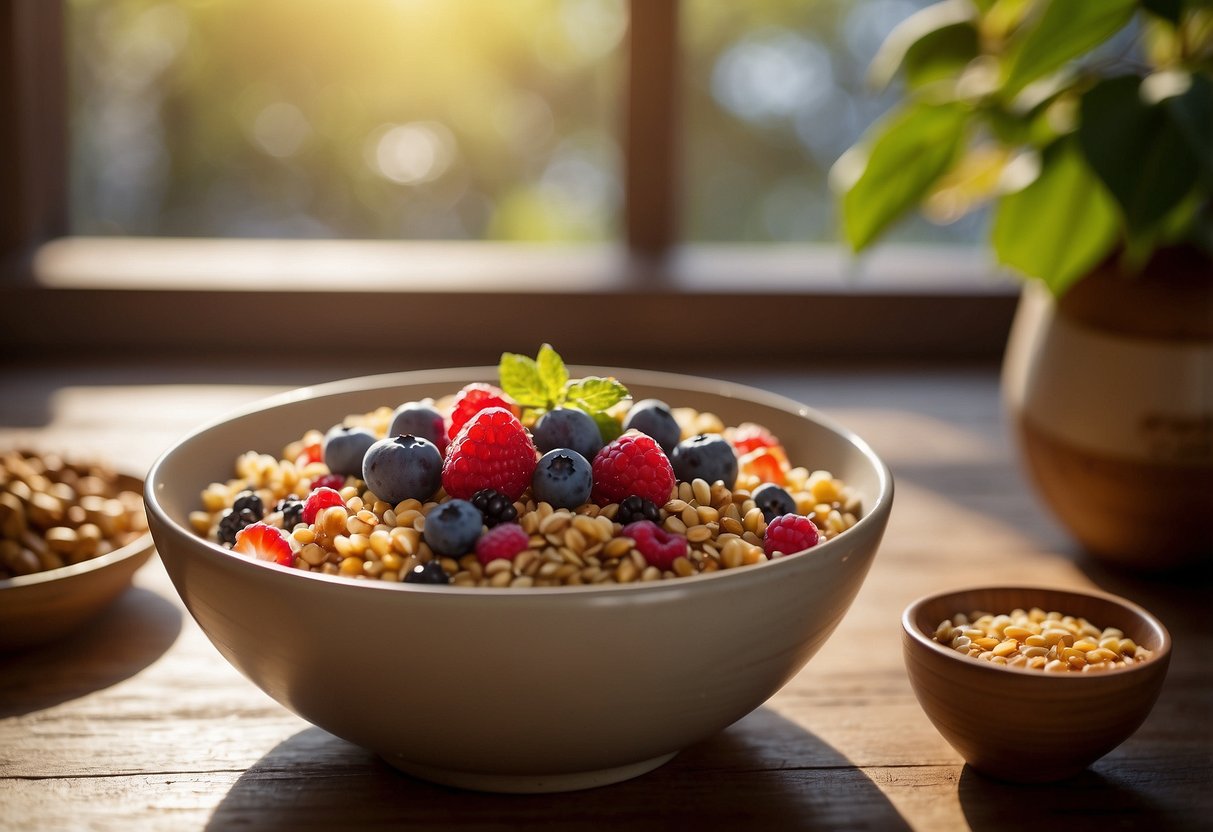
[274,496,304,529]
[217,507,259,546]
[616,495,661,525]
[404,560,450,584]
[232,490,265,518]
[471,488,518,528]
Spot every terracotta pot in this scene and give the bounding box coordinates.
[1001,246,1213,570]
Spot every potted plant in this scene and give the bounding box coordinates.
[833,0,1212,570]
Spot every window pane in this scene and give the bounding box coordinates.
[68,0,625,240]
[683,0,987,244]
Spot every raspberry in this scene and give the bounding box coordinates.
[763,513,819,557]
[621,520,686,571]
[302,486,345,525]
[475,522,530,565]
[447,383,520,441]
[312,473,345,492]
[590,431,675,507]
[233,522,296,567]
[442,407,538,501]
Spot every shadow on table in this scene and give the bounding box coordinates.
[0,585,181,718]
[958,765,1191,832]
[206,707,912,832]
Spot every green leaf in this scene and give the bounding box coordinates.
[498,352,548,408]
[868,1,978,89]
[837,102,970,251]
[992,136,1121,294]
[1002,0,1136,97]
[1160,72,1213,187]
[588,410,623,444]
[535,343,568,402]
[1078,74,1199,234]
[563,376,628,413]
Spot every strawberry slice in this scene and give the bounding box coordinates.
[739,446,788,485]
[295,441,323,467]
[726,422,782,456]
[302,486,345,524]
[233,522,296,567]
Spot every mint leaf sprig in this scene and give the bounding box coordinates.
[498,344,628,442]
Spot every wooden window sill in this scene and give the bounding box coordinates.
[1,237,1019,364]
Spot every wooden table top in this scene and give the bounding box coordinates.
[2,360,1210,831]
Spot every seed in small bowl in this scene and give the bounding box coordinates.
[933,607,1153,673]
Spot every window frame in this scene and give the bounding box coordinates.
[0,0,1018,365]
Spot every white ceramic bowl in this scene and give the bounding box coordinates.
[145,368,893,793]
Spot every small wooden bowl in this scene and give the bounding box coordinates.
[0,473,154,652]
[902,586,1171,782]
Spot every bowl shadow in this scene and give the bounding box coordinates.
[206,707,912,831]
[958,764,1195,832]
[0,585,182,718]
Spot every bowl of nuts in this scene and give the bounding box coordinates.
[902,585,1172,782]
[1,450,153,651]
[145,353,893,793]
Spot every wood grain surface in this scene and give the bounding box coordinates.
[2,360,1209,831]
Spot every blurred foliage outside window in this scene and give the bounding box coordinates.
[69,0,985,245]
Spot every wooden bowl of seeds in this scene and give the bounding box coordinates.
[145,367,894,793]
[0,450,154,651]
[902,585,1171,782]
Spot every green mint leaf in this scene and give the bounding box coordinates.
[498,352,549,408]
[588,409,623,443]
[536,343,568,402]
[563,376,628,413]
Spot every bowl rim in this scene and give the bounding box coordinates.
[0,470,153,591]
[145,365,894,598]
[901,584,1172,679]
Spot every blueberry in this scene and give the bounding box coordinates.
[532,449,593,509]
[404,560,450,584]
[616,495,660,525]
[622,399,681,454]
[323,424,378,477]
[362,434,443,504]
[389,402,446,449]
[752,483,796,523]
[422,499,483,556]
[471,488,518,528]
[533,408,603,461]
[671,434,738,487]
